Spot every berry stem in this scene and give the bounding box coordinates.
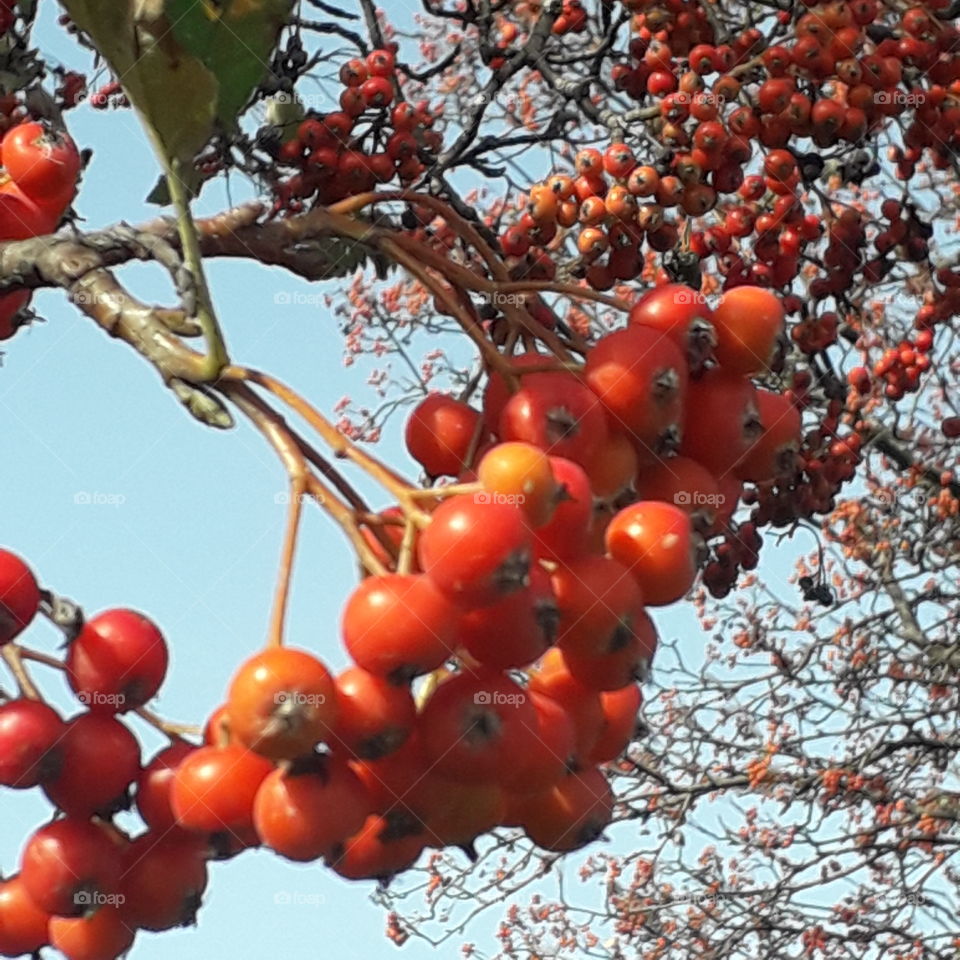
[414,666,447,710]
[15,644,198,736]
[1,645,41,700]
[223,381,391,577]
[134,706,202,741]
[271,476,308,649]
[379,236,517,382]
[224,367,425,519]
[225,384,309,647]
[386,231,574,361]
[488,280,630,313]
[405,482,484,499]
[321,195,579,364]
[396,516,417,577]
[327,190,508,281]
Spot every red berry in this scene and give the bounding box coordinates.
[42,712,141,817]
[342,573,457,681]
[339,58,368,87]
[361,75,394,108]
[2,121,80,208]
[0,548,40,645]
[418,495,532,607]
[66,608,168,713]
[20,818,123,917]
[119,833,208,932]
[136,740,198,832]
[405,394,482,477]
[0,699,64,788]
[367,49,396,77]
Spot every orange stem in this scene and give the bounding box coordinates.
[2,645,41,700]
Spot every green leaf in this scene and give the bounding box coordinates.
[146,167,204,205]
[166,0,294,132]
[145,174,171,206]
[311,237,376,279]
[58,0,217,169]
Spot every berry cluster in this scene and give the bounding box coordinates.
[845,321,935,405]
[504,0,960,301]
[869,198,931,270]
[744,398,864,549]
[270,48,442,211]
[402,283,800,655]
[866,332,933,401]
[702,520,762,598]
[619,0,958,155]
[490,0,587,51]
[0,550,178,960]
[0,118,81,340]
[0,283,804,953]
[510,134,825,290]
[611,8,737,99]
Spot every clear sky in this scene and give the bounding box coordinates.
[0,4,811,959]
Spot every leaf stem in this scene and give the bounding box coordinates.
[166,157,229,381]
